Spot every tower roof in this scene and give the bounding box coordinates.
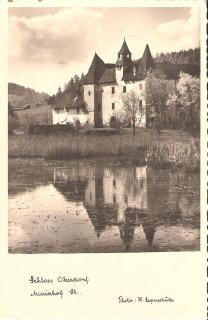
[141,44,155,69]
[118,38,131,55]
[84,53,106,84]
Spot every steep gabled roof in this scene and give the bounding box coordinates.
[118,38,131,55]
[52,89,88,112]
[140,44,155,70]
[84,53,106,84]
[53,91,74,109]
[98,66,116,84]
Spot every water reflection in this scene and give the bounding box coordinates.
[52,163,199,250]
[8,159,200,253]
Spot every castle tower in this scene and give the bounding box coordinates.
[83,53,106,127]
[115,38,133,82]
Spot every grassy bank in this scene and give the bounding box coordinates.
[8,129,200,171]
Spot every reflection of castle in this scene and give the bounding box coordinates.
[53,163,155,249]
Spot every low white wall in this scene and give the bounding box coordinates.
[53,109,94,125]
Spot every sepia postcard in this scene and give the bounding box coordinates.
[0,0,207,319]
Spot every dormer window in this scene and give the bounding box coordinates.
[111,87,115,94]
[112,103,115,110]
[123,86,126,93]
[88,91,91,96]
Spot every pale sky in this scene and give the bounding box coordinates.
[8,7,200,95]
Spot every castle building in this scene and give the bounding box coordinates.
[52,39,199,127]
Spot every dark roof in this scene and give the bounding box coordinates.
[98,67,116,84]
[118,38,131,55]
[141,44,155,69]
[52,89,88,112]
[53,91,74,109]
[121,44,155,82]
[84,53,106,84]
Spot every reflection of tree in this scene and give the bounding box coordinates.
[9,159,54,196]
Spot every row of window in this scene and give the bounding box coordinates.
[111,84,142,94]
[111,100,142,110]
[87,84,142,96]
[111,86,125,94]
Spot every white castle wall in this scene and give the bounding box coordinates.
[83,84,95,125]
[101,80,146,127]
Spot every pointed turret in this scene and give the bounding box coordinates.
[118,38,131,56]
[116,38,132,69]
[84,52,106,84]
[141,44,155,70]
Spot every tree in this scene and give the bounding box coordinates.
[145,69,170,132]
[167,72,200,131]
[122,90,144,137]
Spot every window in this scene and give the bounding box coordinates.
[112,103,115,110]
[113,179,116,187]
[139,83,142,90]
[123,86,126,93]
[139,100,142,107]
[111,87,115,94]
[88,91,91,96]
[113,194,116,203]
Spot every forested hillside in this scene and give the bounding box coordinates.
[8,83,50,109]
[154,48,200,65]
[48,73,85,105]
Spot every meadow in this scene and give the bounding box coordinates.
[8,129,200,171]
[15,105,52,127]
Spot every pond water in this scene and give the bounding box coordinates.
[8,158,200,253]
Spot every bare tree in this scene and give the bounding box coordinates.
[122,90,144,137]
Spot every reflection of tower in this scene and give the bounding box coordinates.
[142,221,156,246]
[118,207,137,251]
